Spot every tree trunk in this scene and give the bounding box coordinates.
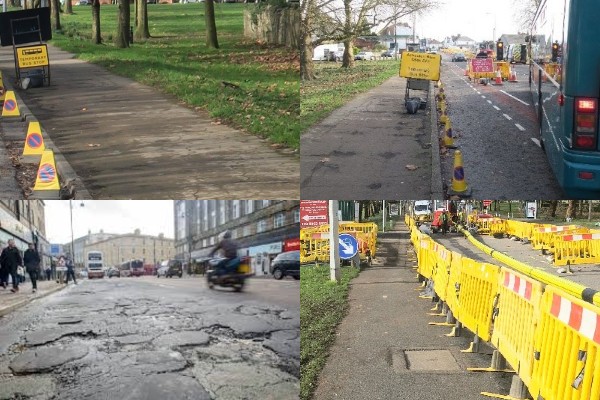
[92,0,101,44]
[300,0,315,80]
[550,200,558,217]
[341,0,354,69]
[341,39,354,68]
[65,0,73,14]
[51,0,61,31]
[205,0,219,49]
[115,0,130,48]
[134,0,150,40]
[566,200,576,220]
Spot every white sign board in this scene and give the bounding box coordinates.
[526,202,537,219]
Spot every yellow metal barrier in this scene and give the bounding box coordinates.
[552,233,600,266]
[445,250,463,316]
[530,225,583,250]
[431,241,452,301]
[452,258,500,342]
[491,268,544,386]
[418,237,435,280]
[529,287,600,400]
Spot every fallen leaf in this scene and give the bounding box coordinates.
[320,158,330,163]
[87,143,100,147]
[81,108,87,111]
[405,164,419,171]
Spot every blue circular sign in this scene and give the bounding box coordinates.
[4,99,16,112]
[38,163,56,183]
[454,166,465,181]
[27,132,43,149]
[339,233,358,260]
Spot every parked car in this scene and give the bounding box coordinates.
[156,266,169,278]
[355,51,374,60]
[78,0,91,5]
[381,50,394,58]
[107,267,120,278]
[270,250,300,280]
[451,53,466,62]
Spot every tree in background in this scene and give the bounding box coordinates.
[205,0,219,48]
[134,0,150,40]
[92,0,102,44]
[50,0,61,31]
[513,0,542,31]
[65,0,73,15]
[115,0,131,48]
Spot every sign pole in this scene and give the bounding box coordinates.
[329,200,340,283]
[382,200,386,233]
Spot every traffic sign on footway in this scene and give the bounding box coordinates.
[339,233,358,260]
[300,200,329,228]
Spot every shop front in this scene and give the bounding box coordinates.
[249,242,283,276]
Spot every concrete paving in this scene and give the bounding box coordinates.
[312,222,512,400]
[301,76,440,199]
[0,45,299,199]
[0,279,64,317]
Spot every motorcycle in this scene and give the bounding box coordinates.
[206,256,253,292]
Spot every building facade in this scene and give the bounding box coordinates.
[0,200,50,266]
[71,230,117,267]
[174,200,300,276]
[82,229,175,268]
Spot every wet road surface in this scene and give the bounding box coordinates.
[0,276,299,400]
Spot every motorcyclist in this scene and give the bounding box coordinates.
[209,230,240,278]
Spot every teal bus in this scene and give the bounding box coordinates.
[529,0,600,197]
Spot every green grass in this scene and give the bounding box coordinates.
[300,263,360,400]
[366,212,401,231]
[300,60,398,131]
[49,4,299,148]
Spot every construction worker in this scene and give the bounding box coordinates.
[441,211,449,235]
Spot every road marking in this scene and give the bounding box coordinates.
[481,95,486,99]
[531,138,541,147]
[503,114,512,121]
[487,100,492,104]
[500,90,530,106]
[515,123,526,131]
[493,105,501,111]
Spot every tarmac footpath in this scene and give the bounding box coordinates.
[0,45,299,199]
[312,222,512,400]
[0,280,65,318]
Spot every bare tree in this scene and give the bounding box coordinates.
[134,0,150,40]
[92,0,102,44]
[205,0,219,49]
[512,0,542,31]
[566,200,576,220]
[115,0,131,48]
[549,200,558,218]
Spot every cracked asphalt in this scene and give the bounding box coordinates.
[0,276,299,400]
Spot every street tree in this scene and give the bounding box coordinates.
[92,0,102,44]
[134,0,150,40]
[205,0,219,48]
[65,0,73,15]
[513,0,542,31]
[115,0,131,48]
[50,0,61,31]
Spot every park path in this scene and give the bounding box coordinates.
[0,45,298,199]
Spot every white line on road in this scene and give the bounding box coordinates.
[476,91,481,95]
[503,114,513,120]
[531,138,541,147]
[500,90,530,106]
[493,105,501,111]
[515,123,526,131]
[487,100,492,104]
[481,95,486,99]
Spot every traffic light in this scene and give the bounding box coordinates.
[552,42,559,62]
[496,41,504,61]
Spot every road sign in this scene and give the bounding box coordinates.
[16,44,49,69]
[483,200,492,207]
[4,99,16,111]
[470,58,494,73]
[50,244,60,255]
[300,200,329,228]
[338,233,358,260]
[27,132,43,149]
[38,163,56,182]
[399,51,441,81]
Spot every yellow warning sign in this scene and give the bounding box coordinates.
[34,150,60,191]
[2,91,20,117]
[399,51,442,81]
[23,121,45,156]
[16,45,49,69]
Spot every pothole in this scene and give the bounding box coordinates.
[391,349,461,372]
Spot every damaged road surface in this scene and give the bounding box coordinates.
[0,277,300,400]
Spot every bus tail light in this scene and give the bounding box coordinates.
[573,97,598,149]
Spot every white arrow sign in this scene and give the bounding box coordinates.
[339,238,355,255]
[302,214,327,221]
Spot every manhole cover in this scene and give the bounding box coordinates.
[392,349,460,372]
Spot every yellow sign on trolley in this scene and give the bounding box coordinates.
[16,44,49,69]
[399,51,442,81]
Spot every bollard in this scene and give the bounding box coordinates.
[442,120,457,149]
[447,150,472,197]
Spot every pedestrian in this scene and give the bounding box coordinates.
[441,211,449,235]
[0,239,24,293]
[65,257,77,285]
[24,243,41,293]
[0,245,9,289]
[45,264,52,281]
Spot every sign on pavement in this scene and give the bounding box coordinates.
[300,200,329,228]
[399,51,441,81]
[470,58,494,73]
[483,200,492,207]
[338,233,358,260]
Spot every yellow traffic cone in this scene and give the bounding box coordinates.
[439,106,448,125]
[442,120,457,149]
[447,150,472,197]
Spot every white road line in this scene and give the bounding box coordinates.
[515,123,526,131]
[531,138,541,147]
[487,100,492,104]
[500,90,530,106]
[503,114,512,120]
[493,105,501,111]
[476,91,481,94]
[481,95,486,99]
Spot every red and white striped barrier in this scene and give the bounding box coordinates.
[550,293,600,344]
[502,270,533,301]
[561,233,600,241]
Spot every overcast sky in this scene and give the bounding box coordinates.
[44,201,175,244]
[415,0,525,42]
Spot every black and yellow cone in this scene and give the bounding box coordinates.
[447,150,472,197]
[439,104,449,125]
[442,120,457,149]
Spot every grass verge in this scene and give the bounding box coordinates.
[48,4,300,148]
[300,263,360,400]
[300,60,398,132]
